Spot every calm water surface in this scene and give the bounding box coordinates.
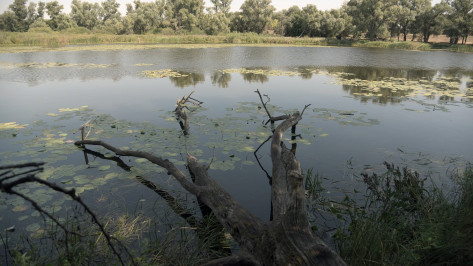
[0,46,472,248]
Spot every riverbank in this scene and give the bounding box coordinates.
[1,31,472,53]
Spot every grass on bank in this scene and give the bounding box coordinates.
[1,31,472,53]
[306,162,473,265]
[4,210,230,265]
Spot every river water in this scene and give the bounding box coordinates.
[0,46,472,252]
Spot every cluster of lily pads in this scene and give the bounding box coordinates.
[329,73,473,101]
[221,68,302,77]
[140,69,189,78]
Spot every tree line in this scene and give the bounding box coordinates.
[1,0,472,44]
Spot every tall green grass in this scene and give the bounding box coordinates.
[1,31,471,52]
[3,203,230,265]
[352,40,433,51]
[0,31,327,48]
[332,162,473,265]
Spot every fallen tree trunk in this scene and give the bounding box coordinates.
[75,92,346,265]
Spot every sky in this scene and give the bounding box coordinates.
[0,0,442,16]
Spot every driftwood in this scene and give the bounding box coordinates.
[75,91,346,265]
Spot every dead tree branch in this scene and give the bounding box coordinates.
[74,93,345,265]
[175,91,202,136]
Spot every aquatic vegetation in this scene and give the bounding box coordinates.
[330,74,472,101]
[140,69,188,78]
[134,63,154,66]
[0,122,29,130]
[221,68,301,77]
[311,108,380,127]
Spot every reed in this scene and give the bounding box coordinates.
[333,163,473,265]
[1,31,470,53]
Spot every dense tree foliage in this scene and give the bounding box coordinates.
[444,0,473,44]
[71,0,101,30]
[238,0,274,33]
[45,1,75,30]
[0,0,471,44]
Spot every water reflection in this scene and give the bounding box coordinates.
[295,67,317,80]
[211,71,231,88]
[325,66,438,81]
[341,85,408,105]
[242,68,269,84]
[168,72,205,88]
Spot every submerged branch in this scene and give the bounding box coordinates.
[75,140,199,195]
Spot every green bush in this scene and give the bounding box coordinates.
[61,26,91,34]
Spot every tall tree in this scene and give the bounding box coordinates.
[320,9,353,38]
[239,0,275,33]
[8,0,28,31]
[444,0,473,44]
[37,1,45,19]
[124,0,165,34]
[26,2,37,26]
[211,0,231,15]
[101,0,120,22]
[165,0,205,31]
[203,0,231,34]
[386,0,418,40]
[282,5,303,36]
[299,4,323,37]
[413,0,450,42]
[202,8,230,35]
[347,0,391,40]
[46,1,75,30]
[0,11,18,31]
[71,0,102,30]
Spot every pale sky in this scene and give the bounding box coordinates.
[0,0,441,16]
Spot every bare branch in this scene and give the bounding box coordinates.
[175,91,202,136]
[0,162,45,170]
[75,140,199,195]
[253,135,273,183]
[0,167,134,266]
[255,89,273,121]
[7,187,82,237]
[301,104,311,116]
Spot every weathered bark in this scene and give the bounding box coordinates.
[75,93,346,265]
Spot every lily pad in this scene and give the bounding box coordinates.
[135,158,148,163]
[26,223,41,232]
[12,205,29,212]
[0,122,28,130]
[98,165,111,171]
